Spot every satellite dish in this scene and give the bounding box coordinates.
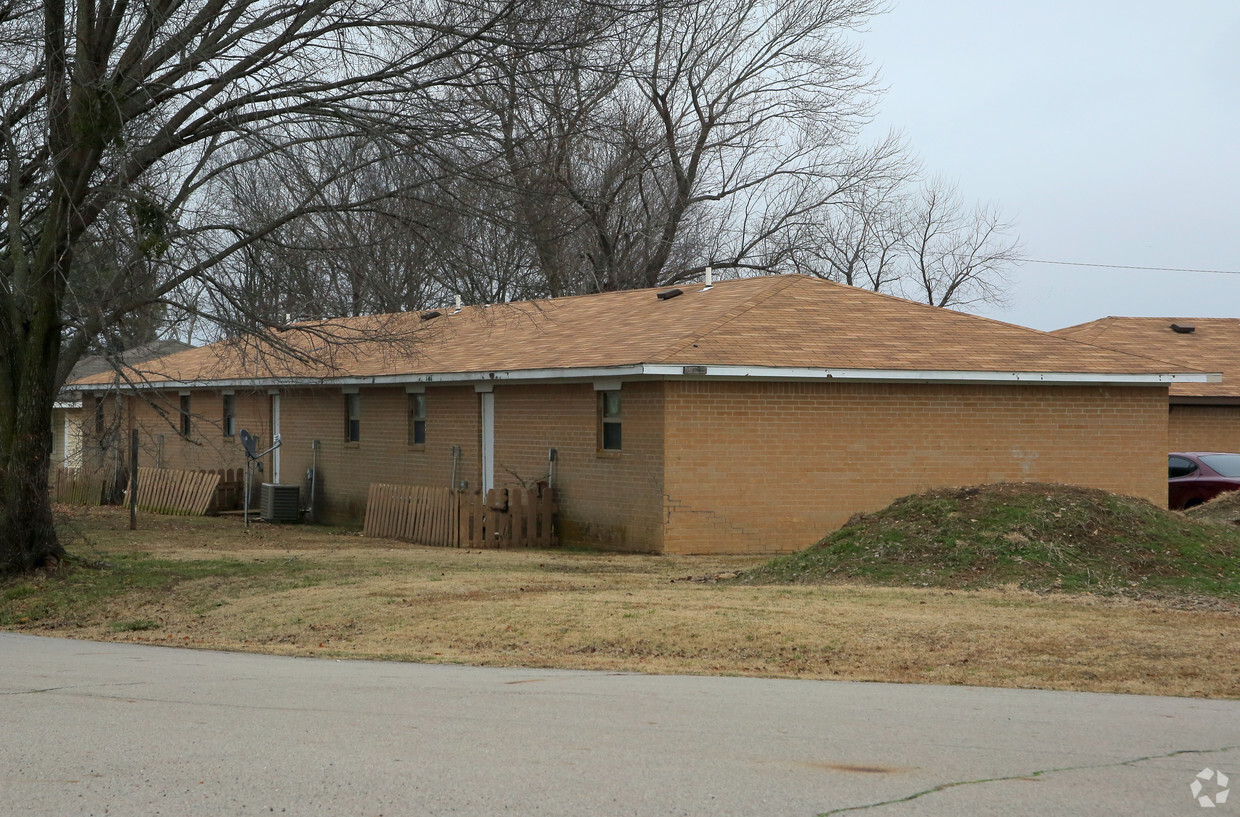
[239,429,258,459]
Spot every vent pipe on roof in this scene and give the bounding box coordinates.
[701,266,713,291]
[453,294,462,313]
[1170,322,1195,334]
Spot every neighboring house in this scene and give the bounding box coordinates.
[70,275,1211,554]
[53,340,194,477]
[1054,318,1240,454]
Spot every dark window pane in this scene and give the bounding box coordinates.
[408,394,426,445]
[602,422,622,451]
[345,394,360,441]
[1168,456,1197,478]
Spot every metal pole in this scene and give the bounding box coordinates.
[243,460,250,528]
[129,429,138,530]
[309,440,319,523]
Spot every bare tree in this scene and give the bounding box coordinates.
[797,171,1024,309]
[462,0,893,295]
[0,0,564,573]
[901,178,1023,308]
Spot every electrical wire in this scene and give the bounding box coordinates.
[1025,259,1240,276]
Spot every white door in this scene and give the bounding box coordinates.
[480,392,494,494]
[271,393,281,484]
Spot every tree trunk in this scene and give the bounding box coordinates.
[0,174,74,575]
[0,364,68,574]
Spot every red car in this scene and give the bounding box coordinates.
[1168,452,1240,509]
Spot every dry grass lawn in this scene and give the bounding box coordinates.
[5,507,1238,699]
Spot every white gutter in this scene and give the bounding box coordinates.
[92,363,1218,391]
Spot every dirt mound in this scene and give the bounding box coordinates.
[1184,489,1240,526]
[738,482,1240,599]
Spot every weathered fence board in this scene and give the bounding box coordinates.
[363,484,461,547]
[202,468,244,512]
[128,467,221,516]
[458,487,557,548]
[52,467,106,506]
[364,484,557,548]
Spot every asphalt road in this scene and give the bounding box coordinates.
[1,632,1237,816]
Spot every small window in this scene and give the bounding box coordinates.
[1169,456,1197,479]
[94,395,105,435]
[345,393,361,442]
[180,394,192,437]
[222,395,236,437]
[408,393,426,446]
[599,390,622,451]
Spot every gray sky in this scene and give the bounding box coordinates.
[859,0,1240,330]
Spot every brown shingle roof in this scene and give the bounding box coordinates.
[1054,317,1240,399]
[65,339,194,382]
[70,275,1207,388]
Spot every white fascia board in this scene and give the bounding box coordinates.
[117,363,1216,391]
[640,364,1218,385]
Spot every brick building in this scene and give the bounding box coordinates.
[1054,318,1240,455]
[70,275,1213,554]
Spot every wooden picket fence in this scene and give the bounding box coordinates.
[364,484,460,547]
[52,467,107,506]
[199,467,244,511]
[364,484,557,549]
[459,487,557,548]
[128,466,221,516]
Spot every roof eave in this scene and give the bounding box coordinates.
[90,364,1213,391]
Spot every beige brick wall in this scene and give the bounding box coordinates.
[1169,404,1240,453]
[491,382,665,552]
[120,389,273,479]
[660,381,1169,555]
[274,385,482,524]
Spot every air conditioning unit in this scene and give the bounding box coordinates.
[260,483,300,523]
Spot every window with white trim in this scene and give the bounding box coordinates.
[408,393,426,446]
[345,393,361,442]
[599,390,621,451]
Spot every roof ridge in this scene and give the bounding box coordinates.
[1053,317,1114,342]
[651,275,803,363]
[1041,333,1212,374]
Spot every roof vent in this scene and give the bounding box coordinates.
[657,288,683,301]
[1170,322,1195,334]
[420,310,442,321]
[701,266,713,291]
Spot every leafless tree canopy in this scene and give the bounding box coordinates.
[792,174,1025,308]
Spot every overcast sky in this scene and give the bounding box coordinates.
[858,0,1240,330]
